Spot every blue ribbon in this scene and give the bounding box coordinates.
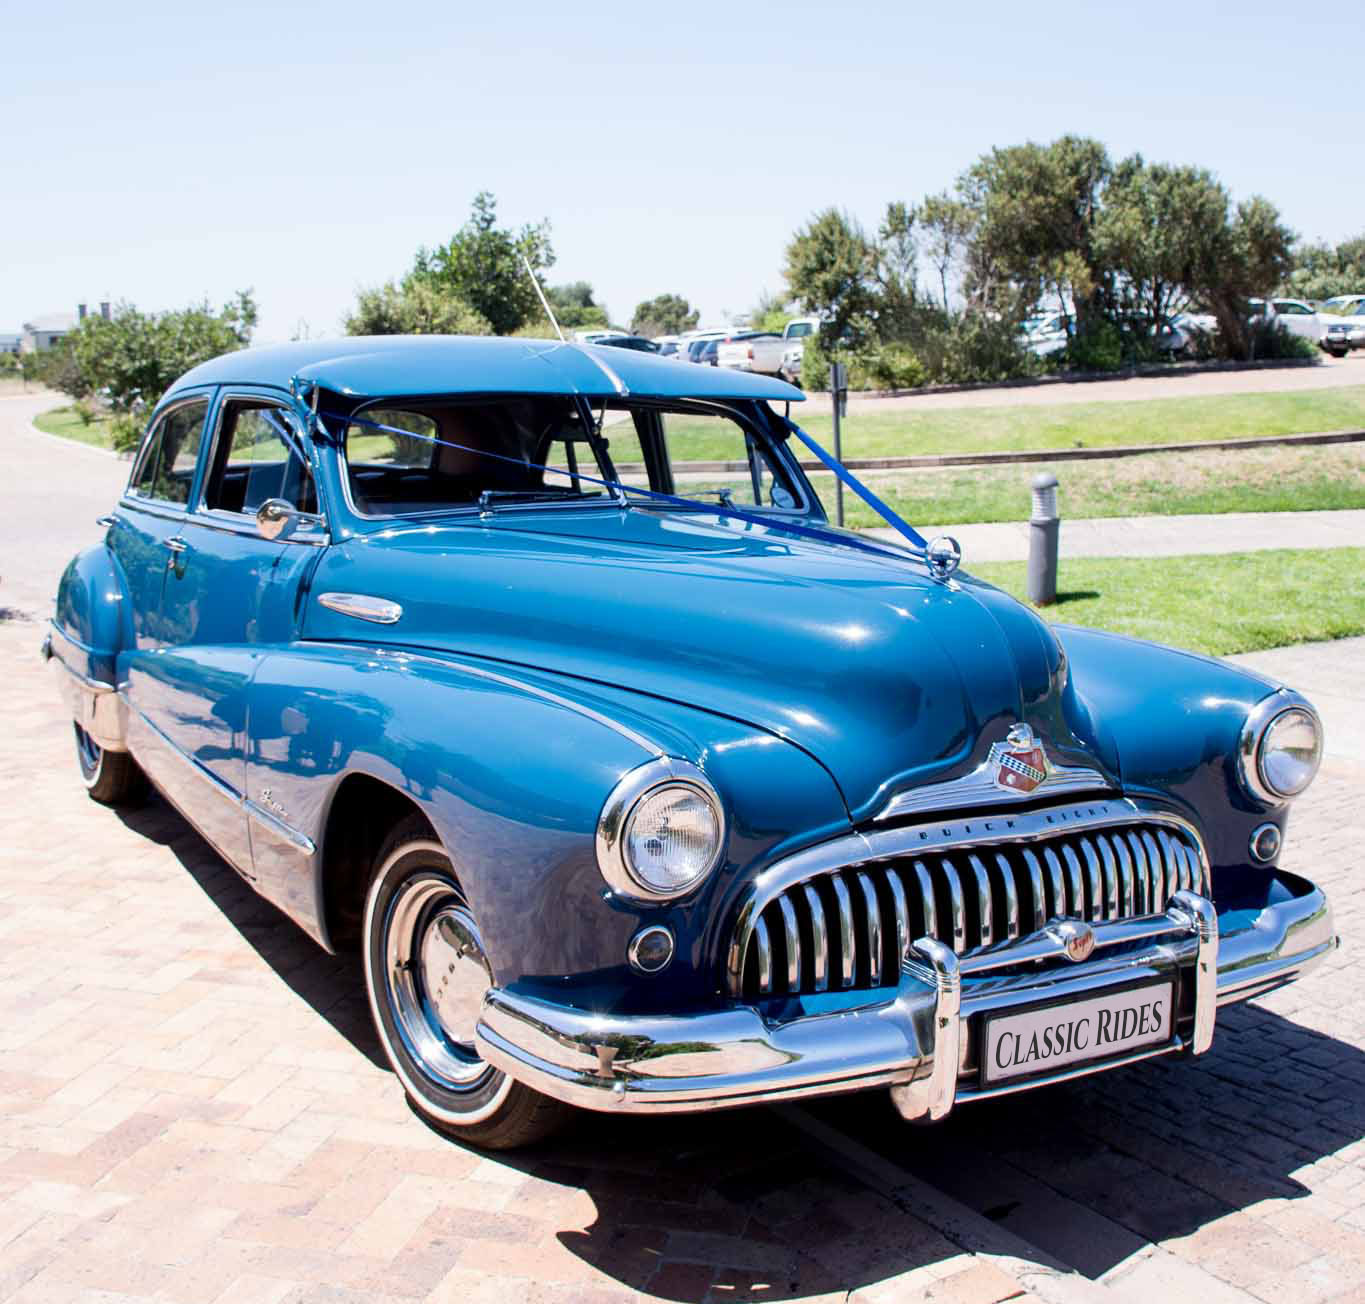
[322,410,929,567]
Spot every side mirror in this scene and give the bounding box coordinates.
[256,498,296,540]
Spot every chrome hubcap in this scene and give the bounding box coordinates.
[384,874,494,1091]
[74,723,101,777]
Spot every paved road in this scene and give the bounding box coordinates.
[2,387,1362,1303]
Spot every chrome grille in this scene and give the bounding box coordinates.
[731,817,1208,1002]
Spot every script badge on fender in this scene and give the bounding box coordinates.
[989,723,1050,795]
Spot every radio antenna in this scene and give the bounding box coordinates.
[522,254,565,342]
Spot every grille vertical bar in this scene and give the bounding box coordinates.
[734,817,1210,1002]
[802,883,829,992]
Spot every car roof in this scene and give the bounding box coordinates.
[164,335,805,405]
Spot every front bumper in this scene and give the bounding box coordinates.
[475,869,1335,1120]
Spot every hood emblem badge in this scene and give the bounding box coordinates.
[989,723,1050,795]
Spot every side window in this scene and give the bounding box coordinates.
[204,400,316,516]
[129,399,209,505]
[658,409,800,510]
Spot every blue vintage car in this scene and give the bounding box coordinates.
[45,336,1335,1148]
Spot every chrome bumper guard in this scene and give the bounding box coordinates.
[475,877,1336,1119]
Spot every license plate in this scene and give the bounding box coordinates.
[981,982,1172,1085]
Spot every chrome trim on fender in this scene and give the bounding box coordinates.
[47,634,129,752]
[1237,689,1323,807]
[595,757,726,903]
[317,592,403,624]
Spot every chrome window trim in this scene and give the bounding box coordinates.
[125,393,214,507]
[1237,688,1322,807]
[595,757,727,904]
[196,390,330,540]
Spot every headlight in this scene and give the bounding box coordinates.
[597,759,726,900]
[1239,694,1323,805]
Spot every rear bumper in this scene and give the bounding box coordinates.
[44,624,128,752]
[475,870,1335,1119]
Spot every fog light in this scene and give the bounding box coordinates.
[628,925,675,975]
[1250,822,1282,863]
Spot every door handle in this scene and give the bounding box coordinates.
[164,536,188,574]
[96,514,116,528]
[164,537,187,553]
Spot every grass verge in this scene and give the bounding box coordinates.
[812,442,1365,526]
[969,548,1365,656]
[33,406,115,449]
[776,385,1365,458]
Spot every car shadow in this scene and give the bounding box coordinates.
[116,789,1360,1297]
[113,790,386,1070]
[812,996,1365,1280]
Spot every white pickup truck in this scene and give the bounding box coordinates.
[716,316,819,380]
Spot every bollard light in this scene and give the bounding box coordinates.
[1027,471,1060,607]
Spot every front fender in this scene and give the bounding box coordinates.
[247,642,850,1014]
[1058,625,1283,868]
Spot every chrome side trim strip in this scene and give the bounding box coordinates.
[244,797,317,854]
[318,592,403,624]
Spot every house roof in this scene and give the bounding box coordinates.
[23,313,75,333]
[165,335,806,405]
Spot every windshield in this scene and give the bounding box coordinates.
[340,395,813,521]
[343,396,620,518]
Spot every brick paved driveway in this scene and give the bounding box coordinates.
[2,395,1361,1303]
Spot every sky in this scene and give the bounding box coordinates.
[3,1,1361,343]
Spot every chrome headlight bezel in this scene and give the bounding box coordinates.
[596,758,727,902]
[1238,691,1323,806]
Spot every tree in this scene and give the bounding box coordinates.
[1094,158,1229,325]
[917,191,975,311]
[413,191,555,335]
[59,292,258,412]
[345,280,491,336]
[783,208,877,349]
[1279,232,1365,301]
[872,201,919,338]
[749,288,792,335]
[1194,197,1296,358]
[544,282,608,331]
[958,135,1112,326]
[630,294,699,337]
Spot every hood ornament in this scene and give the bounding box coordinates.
[925,535,962,582]
[989,723,1050,795]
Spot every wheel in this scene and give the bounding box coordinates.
[362,814,569,1149]
[1327,348,1347,359]
[74,723,147,806]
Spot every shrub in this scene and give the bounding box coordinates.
[73,399,97,427]
[110,411,146,454]
[862,342,926,389]
[1066,320,1124,371]
[915,315,1041,385]
[1249,323,1318,361]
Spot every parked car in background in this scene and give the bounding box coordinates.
[1253,298,1323,346]
[573,329,629,344]
[47,334,1335,1150]
[654,336,681,358]
[717,317,821,378]
[1320,303,1365,357]
[693,339,720,366]
[595,335,661,354]
[1317,295,1365,357]
[1020,311,1071,357]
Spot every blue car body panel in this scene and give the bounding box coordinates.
[46,336,1325,1053]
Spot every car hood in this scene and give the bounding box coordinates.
[303,509,1119,822]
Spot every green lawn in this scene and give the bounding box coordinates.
[33,406,115,449]
[815,442,1365,527]
[776,385,1365,459]
[970,548,1365,656]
